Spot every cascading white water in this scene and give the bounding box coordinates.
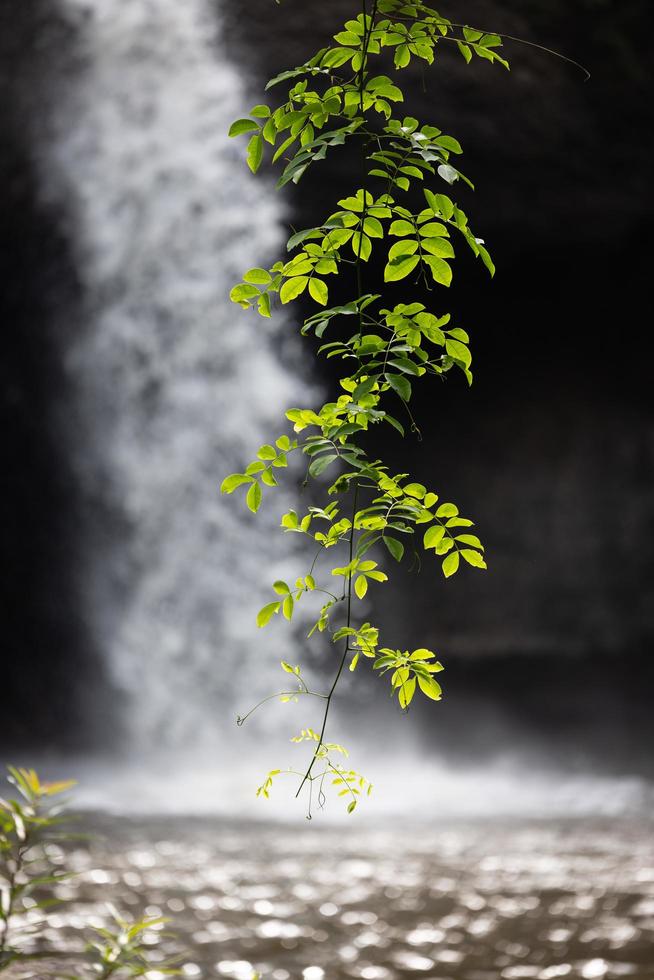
[45,0,312,753]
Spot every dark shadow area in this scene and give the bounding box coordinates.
[0,1,111,750]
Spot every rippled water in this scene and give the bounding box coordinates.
[9,815,654,979]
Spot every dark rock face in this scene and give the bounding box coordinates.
[0,1,110,749]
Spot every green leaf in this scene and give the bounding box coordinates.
[280,276,309,303]
[455,534,484,550]
[363,216,384,238]
[436,502,459,518]
[282,594,295,620]
[418,675,442,700]
[230,283,259,306]
[384,254,420,282]
[389,219,414,237]
[246,482,262,513]
[243,267,272,285]
[258,292,271,317]
[257,444,277,460]
[220,473,252,493]
[404,483,426,499]
[355,575,368,599]
[273,580,290,595]
[442,551,460,578]
[395,44,411,68]
[309,278,328,305]
[383,537,405,562]
[309,453,338,477]
[398,677,416,709]
[418,222,448,237]
[257,602,280,627]
[385,373,412,402]
[250,104,271,118]
[347,800,357,813]
[461,549,487,569]
[229,118,259,137]
[446,339,471,366]
[423,525,445,549]
[424,256,452,286]
[247,133,264,173]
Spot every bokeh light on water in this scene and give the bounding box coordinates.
[9,814,654,979]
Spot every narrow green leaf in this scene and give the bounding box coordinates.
[247,133,264,173]
[398,677,416,708]
[282,594,295,620]
[246,481,262,513]
[442,551,460,578]
[257,602,280,627]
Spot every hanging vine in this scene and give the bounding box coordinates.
[223,0,510,817]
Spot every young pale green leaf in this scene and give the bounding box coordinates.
[418,675,442,700]
[282,594,294,620]
[436,502,459,518]
[424,256,452,286]
[246,481,262,513]
[398,677,416,709]
[404,483,426,499]
[257,601,281,627]
[442,551,460,578]
[423,525,446,549]
[384,254,420,282]
[247,133,264,173]
[455,534,484,550]
[229,118,260,137]
[355,575,368,599]
[446,338,472,366]
[461,549,487,569]
[309,278,328,305]
[258,292,271,317]
[221,473,252,494]
[280,276,309,303]
[389,219,415,237]
[273,580,290,595]
[243,268,272,285]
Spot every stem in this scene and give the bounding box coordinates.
[237,688,327,727]
[296,483,359,797]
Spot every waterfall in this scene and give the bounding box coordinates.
[46,0,311,754]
